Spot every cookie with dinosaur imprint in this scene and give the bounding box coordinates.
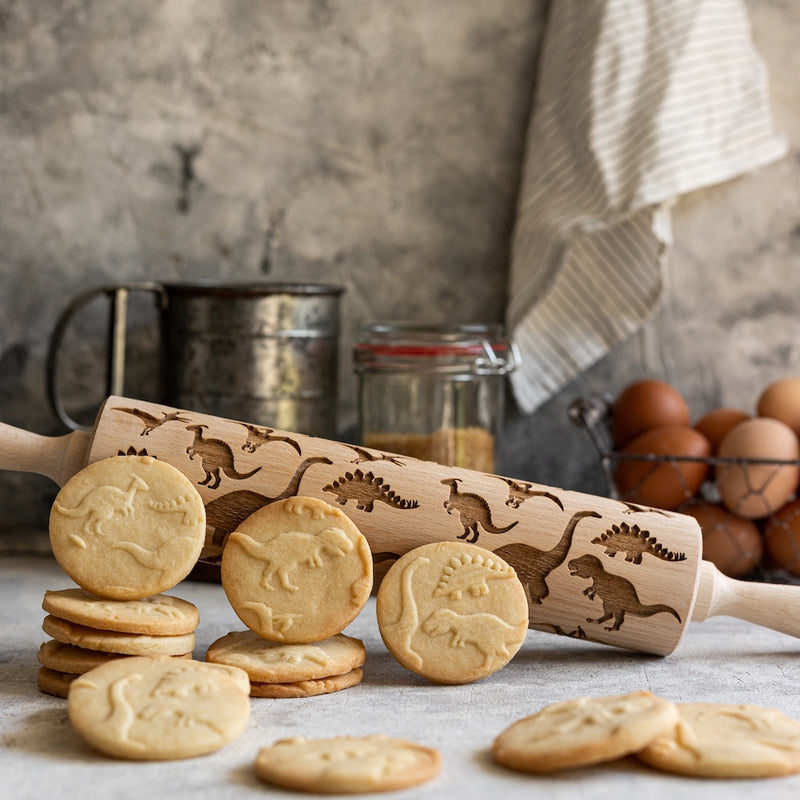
[42,588,199,636]
[376,541,529,684]
[221,496,373,643]
[49,456,206,600]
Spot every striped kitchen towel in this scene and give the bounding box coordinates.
[507,0,786,414]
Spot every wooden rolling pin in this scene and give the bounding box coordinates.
[2,395,800,656]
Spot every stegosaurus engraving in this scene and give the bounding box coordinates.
[323,469,419,512]
[591,522,686,565]
[432,552,516,600]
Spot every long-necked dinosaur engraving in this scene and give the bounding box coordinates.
[323,469,419,512]
[390,557,430,670]
[112,406,191,436]
[440,478,518,543]
[493,510,601,610]
[499,478,564,511]
[591,522,686,564]
[238,424,302,455]
[185,424,261,489]
[568,553,681,631]
[203,457,333,551]
[52,475,149,538]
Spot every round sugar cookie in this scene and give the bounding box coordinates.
[37,639,191,674]
[254,734,441,793]
[37,666,78,698]
[43,614,195,657]
[250,667,363,699]
[42,588,199,635]
[221,496,373,643]
[376,541,528,684]
[206,630,366,683]
[68,656,250,760]
[49,456,205,600]
[637,702,800,778]
[491,691,679,773]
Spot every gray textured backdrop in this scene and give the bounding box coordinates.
[1,1,799,550]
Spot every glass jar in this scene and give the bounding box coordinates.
[354,322,517,473]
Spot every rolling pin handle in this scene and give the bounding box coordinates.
[0,422,90,487]
[692,559,800,639]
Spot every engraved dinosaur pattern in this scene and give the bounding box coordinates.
[493,510,602,610]
[499,477,564,511]
[146,493,204,526]
[568,553,682,631]
[390,557,429,670]
[185,424,261,489]
[323,469,419,512]
[113,536,202,574]
[52,475,149,539]
[432,552,516,600]
[112,406,191,436]
[440,478,518,543]
[344,444,405,466]
[238,423,302,455]
[591,522,686,564]
[228,527,354,592]
[203,457,333,555]
[240,602,300,637]
[421,608,526,669]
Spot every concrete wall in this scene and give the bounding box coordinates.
[1,0,798,550]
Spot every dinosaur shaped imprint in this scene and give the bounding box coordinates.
[185,424,261,490]
[230,527,354,592]
[421,608,525,669]
[440,478,517,544]
[323,469,419,512]
[568,553,682,632]
[591,522,686,564]
[52,476,149,537]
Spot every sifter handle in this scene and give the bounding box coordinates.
[692,559,800,638]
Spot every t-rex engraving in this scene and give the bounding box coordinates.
[389,557,430,670]
[112,406,191,436]
[323,469,419,512]
[52,475,149,538]
[440,478,518,543]
[202,457,334,553]
[238,424,302,455]
[228,527,354,592]
[421,608,526,669]
[344,445,405,466]
[591,522,686,564]
[567,553,682,631]
[432,552,516,600]
[185,424,261,489]
[499,478,564,511]
[493,510,602,610]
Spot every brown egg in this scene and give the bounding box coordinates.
[682,501,762,578]
[763,500,800,576]
[694,408,751,453]
[614,426,711,510]
[611,379,690,448]
[757,377,800,436]
[716,418,800,519]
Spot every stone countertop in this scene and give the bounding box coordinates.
[4,555,800,799]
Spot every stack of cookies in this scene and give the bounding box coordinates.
[38,454,208,698]
[209,496,374,698]
[37,589,200,698]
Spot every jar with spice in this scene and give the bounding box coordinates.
[353,323,517,473]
